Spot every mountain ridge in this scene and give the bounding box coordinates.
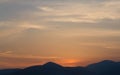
[87,60,120,75]
[0,60,120,75]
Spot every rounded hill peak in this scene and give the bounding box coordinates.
[43,62,62,68]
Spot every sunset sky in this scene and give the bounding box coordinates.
[0,0,120,69]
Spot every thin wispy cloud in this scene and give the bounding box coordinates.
[0,0,120,68]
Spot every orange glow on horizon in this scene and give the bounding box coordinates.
[53,59,83,67]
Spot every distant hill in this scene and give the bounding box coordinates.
[0,60,120,75]
[87,60,120,75]
[0,69,20,75]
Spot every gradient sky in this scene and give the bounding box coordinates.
[0,0,120,69]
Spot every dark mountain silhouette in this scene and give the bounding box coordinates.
[0,69,20,75]
[0,60,120,75]
[14,62,67,75]
[87,60,120,75]
[65,67,94,75]
[10,62,93,75]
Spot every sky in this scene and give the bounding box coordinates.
[0,0,120,69]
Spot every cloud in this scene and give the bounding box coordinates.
[0,0,120,68]
[0,21,47,38]
[20,23,47,30]
[0,51,13,56]
[38,6,54,12]
[0,51,61,68]
[0,0,120,23]
[0,0,120,22]
[33,0,120,23]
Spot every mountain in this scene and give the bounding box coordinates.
[0,69,20,75]
[8,62,93,75]
[11,62,66,75]
[0,60,120,75]
[87,60,120,75]
[66,67,94,75]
